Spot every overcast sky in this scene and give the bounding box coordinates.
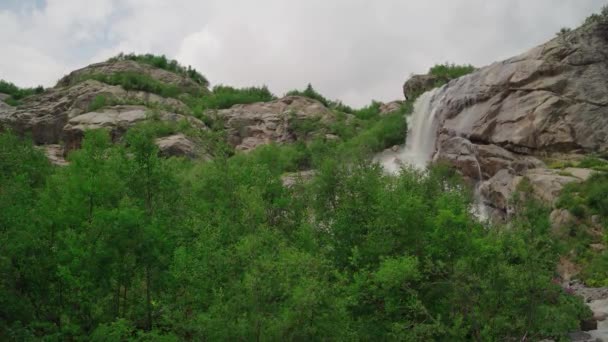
[0,0,605,107]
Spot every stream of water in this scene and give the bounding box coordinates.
[376,86,490,220]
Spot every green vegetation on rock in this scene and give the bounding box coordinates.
[428,62,475,83]
[81,72,184,98]
[108,53,209,87]
[0,80,44,106]
[286,83,354,113]
[186,84,277,118]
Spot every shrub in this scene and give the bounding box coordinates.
[428,63,475,81]
[578,156,608,172]
[83,72,183,98]
[0,80,44,105]
[286,83,331,107]
[88,95,107,112]
[190,85,276,111]
[352,101,382,120]
[109,53,208,87]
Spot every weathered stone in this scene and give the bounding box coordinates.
[414,21,608,217]
[550,209,576,237]
[155,134,197,158]
[479,169,521,214]
[39,144,68,166]
[63,105,205,151]
[56,59,207,94]
[403,74,441,100]
[325,133,340,141]
[524,168,581,205]
[213,96,334,151]
[378,100,403,115]
[564,168,596,181]
[0,80,189,145]
[281,170,316,188]
[581,319,598,331]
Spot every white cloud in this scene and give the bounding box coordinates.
[0,0,605,106]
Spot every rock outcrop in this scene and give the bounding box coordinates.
[63,105,205,151]
[378,100,404,115]
[414,19,608,216]
[402,74,441,100]
[0,80,189,145]
[57,59,206,94]
[211,96,334,151]
[155,133,199,159]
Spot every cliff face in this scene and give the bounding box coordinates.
[408,19,608,216]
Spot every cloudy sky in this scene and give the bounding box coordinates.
[0,0,605,107]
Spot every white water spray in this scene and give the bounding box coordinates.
[377,87,445,172]
[375,86,491,221]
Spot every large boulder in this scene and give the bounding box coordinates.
[403,74,441,100]
[56,59,206,94]
[378,100,404,115]
[0,80,189,145]
[155,133,200,159]
[479,167,595,215]
[63,105,205,151]
[211,96,334,151]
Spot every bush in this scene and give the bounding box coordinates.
[88,95,107,112]
[0,79,44,105]
[578,156,608,172]
[286,83,354,113]
[84,72,183,98]
[352,100,382,120]
[428,63,475,81]
[188,85,276,114]
[109,53,208,86]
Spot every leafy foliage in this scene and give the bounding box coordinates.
[556,172,608,286]
[428,62,475,81]
[187,84,277,118]
[0,125,590,341]
[0,80,44,106]
[82,72,184,98]
[109,53,208,87]
[286,83,354,113]
[88,94,108,112]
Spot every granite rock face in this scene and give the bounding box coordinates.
[416,20,608,216]
[56,59,206,94]
[0,80,189,145]
[211,96,334,151]
[63,105,205,152]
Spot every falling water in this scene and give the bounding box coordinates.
[377,87,445,172]
[375,86,491,221]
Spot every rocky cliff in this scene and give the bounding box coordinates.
[405,18,608,217]
[0,57,337,162]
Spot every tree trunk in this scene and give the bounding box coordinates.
[146,264,152,331]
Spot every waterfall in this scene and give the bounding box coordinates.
[471,151,490,221]
[377,87,445,172]
[375,85,491,221]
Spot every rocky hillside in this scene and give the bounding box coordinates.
[0,55,356,164]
